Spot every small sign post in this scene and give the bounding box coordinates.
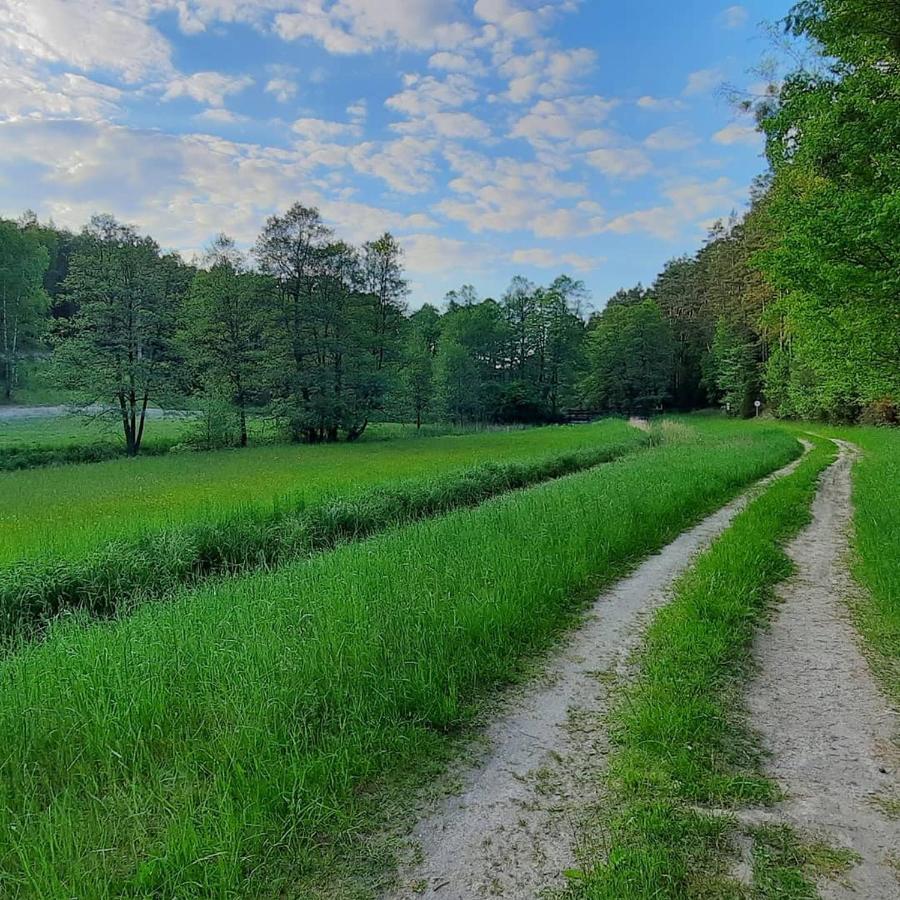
[754,399,762,418]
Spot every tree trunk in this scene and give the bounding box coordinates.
[239,406,248,447]
[346,418,369,442]
[134,392,150,455]
[119,393,135,456]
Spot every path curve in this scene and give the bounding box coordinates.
[746,441,900,898]
[386,445,810,900]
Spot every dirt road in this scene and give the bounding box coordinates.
[386,449,808,900]
[746,441,900,897]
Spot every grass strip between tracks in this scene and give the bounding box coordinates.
[566,437,840,899]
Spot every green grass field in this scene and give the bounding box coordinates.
[0,420,638,564]
[0,420,799,897]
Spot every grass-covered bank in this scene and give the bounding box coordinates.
[0,432,646,647]
[0,424,798,898]
[843,429,900,708]
[566,438,838,899]
[0,420,635,564]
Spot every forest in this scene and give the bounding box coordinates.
[1,0,897,456]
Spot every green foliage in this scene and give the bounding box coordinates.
[583,299,675,414]
[0,218,50,401]
[709,318,760,417]
[0,420,640,565]
[755,0,900,421]
[180,235,279,447]
[254,204,398,443]
[54,215,193,455]
[0,421,797,897]
[840,427,900,707]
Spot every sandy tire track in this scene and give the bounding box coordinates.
[746,441,900,898]
[384,447,809,900]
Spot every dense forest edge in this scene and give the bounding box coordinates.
[1,0,897,459]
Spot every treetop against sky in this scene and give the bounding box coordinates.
[0,0,785,307]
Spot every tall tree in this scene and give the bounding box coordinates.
[0,219,50,401]
[755,0,900,420]
[181,235,278,447]
[400,304,440,429]
[55,215,190,455]
[583,298,675,415]
[361,232,408,371]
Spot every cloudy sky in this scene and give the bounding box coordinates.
[0,0,785,307]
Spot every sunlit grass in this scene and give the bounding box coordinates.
[0,430,646,645]
[0,420,637,564]
[0,421,798,897]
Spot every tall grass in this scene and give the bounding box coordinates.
[0,423,798,897]
[0,434,645,646]
[567,438,837,899]
[843,428,900,705]
[0,420,637,564]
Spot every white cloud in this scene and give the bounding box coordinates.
[265,66,299,103]
[0,66,123,121]
[643,125,700,152]
[348,136,439,193]
[275,0,473,54]
[0,0,173,82]
[403,232,493,274]
[683,67,724,96]
[347,98,368,121]
[636,95,687,112]
[604,177,743,240]
[292,116,361,141]
[474,0,578,38]
[385,72,490,140]
[510,95,618,146]
[162,72,253,107]
[0,116,444,259]
[195,107,248,125]
[386,73,477,117]
[586,147,652,178]
[713,121,762,146]
[718,5,749,29]
[498,46,596,103]
[437,147,603,239]
[511,248,603,271]
[428,50,484,74]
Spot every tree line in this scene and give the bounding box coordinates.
[1,0,896,454]
[0,206,598,454]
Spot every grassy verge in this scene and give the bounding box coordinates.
[0,420,639,564]
[567,437,838,899]
[842,428,900,707]
[0,424,798,898]
[0,433,646,647]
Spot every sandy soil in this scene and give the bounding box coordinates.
[385,449,808,900]
[746,441,900,897]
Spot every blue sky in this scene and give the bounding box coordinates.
[0,0,788,309]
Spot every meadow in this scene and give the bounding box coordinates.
[0,419,799,897]
[0,411,196,469]
[0,419,640,564]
